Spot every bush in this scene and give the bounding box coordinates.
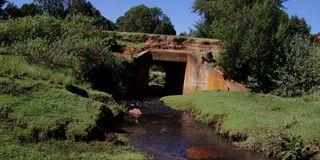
[0,15,62,46]
[273,35,320,97]
[0,14,134,96]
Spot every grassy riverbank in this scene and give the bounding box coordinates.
[162,91,320,159]
[0,55,146,159]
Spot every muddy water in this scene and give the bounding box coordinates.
[121,99,268,160]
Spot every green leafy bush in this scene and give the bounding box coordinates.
[0,14,133,96]
[273,35,320,97]
[0,15,62,45]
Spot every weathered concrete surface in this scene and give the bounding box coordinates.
[184,55,226,94]
[135,51,246,95]
[183,55,246,94]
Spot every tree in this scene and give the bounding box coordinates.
[193,0,285,85]
[191,0,213,38]
[273,35,320,97]
[0,0,6,19]
[33,0,114,30]
[2,2,21,19]
[66,0,114,30]
[154,15,176,35]
[286,15,310,36]
[116,5,176,35]
[34,0,67,18]
[20,3,43,17]
[192,0,316,95]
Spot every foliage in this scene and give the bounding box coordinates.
[162,91,320,159]
[149,71,166,87]
[0,0,6,19]
[67,0,115,30]
[0,14,130,97]
[33,0,115,30]
[286,16,311,36]
[153,15,176,35]
[1,2,43,19]
[20,3,43,17]
[273,35,320,97]
[0,56,109,141]
[281,135,304,160]
[191,20,211,38]
[0,55,146,159]
[0,15,63,46]
[192,0,318,96]
[2,2,21,19]
[34,0,67,18]
[116,4,176,35]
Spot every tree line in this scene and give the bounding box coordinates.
[0,0,176,35]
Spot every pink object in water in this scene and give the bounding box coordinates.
[129,108,143,118]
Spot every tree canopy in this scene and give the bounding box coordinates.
[116,5,176,35]
[0,0,5,18]
[192,0,319,96]
[0,0,114,30]
[20,3,43,17]
[34,0,66,18]
[33,0,114,30]
[66,0,114,30]
[2,2,21,19]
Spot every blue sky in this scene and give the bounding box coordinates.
[10,0,320,34]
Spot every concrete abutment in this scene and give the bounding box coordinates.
[134,50,246,96]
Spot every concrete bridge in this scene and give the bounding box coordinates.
[133,50,246,95]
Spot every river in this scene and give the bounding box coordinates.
[120,98,268,160]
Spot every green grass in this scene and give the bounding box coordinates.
[116,40,145,51]
[0,55,146,159]
[149,71,166,87]
[161,91,320,157]
[0,131,145,160]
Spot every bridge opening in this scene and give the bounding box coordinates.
[144,61,187,97]
[134,51,188,98]
[148,64,166,87]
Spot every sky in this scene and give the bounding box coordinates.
[10,0,320,34]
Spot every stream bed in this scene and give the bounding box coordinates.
[120,98,268,160]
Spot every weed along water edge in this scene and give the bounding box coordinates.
[120,98,268,160]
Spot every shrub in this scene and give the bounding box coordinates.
[273,35,320,97]
[0,14,134,96]
[0,15,62,46]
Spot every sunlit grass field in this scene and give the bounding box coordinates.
[162,91,320,157]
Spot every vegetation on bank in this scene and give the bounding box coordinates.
[0,14,137,98]
[0,14,147,159]
[162,91,320,159]
[0,55,146,159]
[192,0,320,97]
